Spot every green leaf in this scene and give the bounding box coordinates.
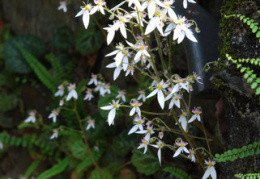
[113,130,136,156]
[69,139,87,159]
[52,26,73,50]
[251,82,258,89]
[256,87,260,95]
[244,73,249,79]
[25,159,41,178]
[131,149,160,175]
[247,78,253,83]
[240,67,247,73]
[89,168,113,179]
[76,25,104,55]
[76,158,92,174]
[16,45,58,93]
[163,167,192,179]
[256,31,260,38]
[37,157,69,179]
[4,35,46,73]
[252,26,258,33]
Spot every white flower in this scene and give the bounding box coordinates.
[66,83,78,101]
[137,90,146,102]
[94,81,105,96]
[100,100,120,126]
[125,65,135,76]
[88,74,98,86]
[90,0,106,15]
[48,110,59,123]
[59,100,64,106]
[129,100,142,117]
[106,44,131,67]
[116,14,131,39]
[126,41,150,62]
[177,111,188,132]
[183,0,196,9]
[169,77,189,95]
[151,140,164,165]
[137,135,150,154]
[128,116,145,135]
[131,10,146,26]
[188,107,202,123]
[103,83,111,96]
[116,90,126,102]
[141,0,165,19]
[58,1,67,13]
[86,119,95,130]
[202,160,217,179]
[136,125,155,140]
[106,62,124,80]
[84,88,94,101]
[24,111,36,123]
[161,0,177,19]
[188,149,196,162]
[75,2,92,29]
[146,80,169,109]
[103,23,118,45]
[173,140,189,157]
[54,85,65,97]
[165,93,182,109]
[158,132,164,139]
[50,129,58,140]
[145,7,166,36]
[173,16,197,43]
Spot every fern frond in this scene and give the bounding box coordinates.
[226,54,260,95]
[163,167,192,179]
[214,141,260,162]
[46,53,65,81]
[235,173,260,179]
[15,45,58,93]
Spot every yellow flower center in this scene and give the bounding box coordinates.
[177,79,182,84]
[113,103,117,108]
[120,18,125,23]
[181,113,186,117]
[180,144,184,147]
[85,5,89,9]
[137,120,142,124]
[143,141,147,145]
[175,97,179,101]
[208,162,213,167]
[141,14,144,18]
[97,2,102,6]
[147,128,151,133]
[129,66,133,70]
[171,20,175,24]
[165,3,170,7]
[140,46,145,50]
[190,151,194,155]
[134,103,139,108]
[178,20,182,25]
[148,0,151,2]
[195,111,199,115]
[157,84,163,89]
[124,52,128,56]
[154,11,160,16]
[159,143,163,147]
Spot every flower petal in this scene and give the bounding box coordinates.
[128,125,139,135]
[157,90,165,109]
[173,147,182,157]
[108,108,116,125]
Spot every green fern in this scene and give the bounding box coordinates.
[214,141,260,163]
[224,13,260,42]
[163,167,192,179]
[15,45,58,93]
[45,53,65,81]
[226,54,260,95]
[37,157,69,179]
[235,173,260,179]
[24,159,41,178]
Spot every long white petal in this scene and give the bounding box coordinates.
[168,8,177,20]
[128,125,139,135]
[75,9,85,17]
[83,11,90,29]
[115,51,124,67]
[186,32,198,42]
[143,49,150,57]
[148,1,155,19]
[114,67,122,80]
[107,30,115,45]
[158,148,162,165]
[173,26,182,40]
[146,89,158,98]
[157,90,165,109]
[110,1,126,11]
[169,99,174,109]
[106,62,117,68]
[108,108,116,125]
[210,167,217,179]
[183,0,188,9]
[188,115,196,123]
[106,50,119,57]
[120,24,127,39]
[145,19,156,35]
[202,168,211,179]
[177,31,185,44]
[129,107,135,116]
[90,6,98,15]
[183,147,189,153]
[181,118,187,132]
[134,50,142,61]
[100,105,113,110]
[173,147,182,157]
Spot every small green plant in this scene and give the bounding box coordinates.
[226,54,260,95]
[235,173,260,179]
